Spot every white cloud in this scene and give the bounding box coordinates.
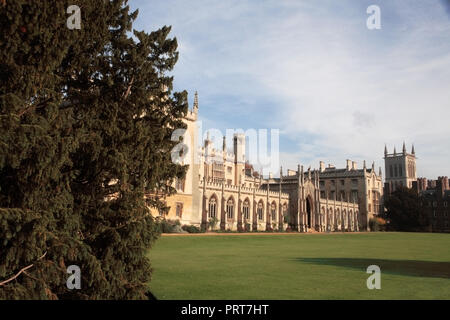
[132,0,450,179]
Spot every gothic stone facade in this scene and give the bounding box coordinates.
[151,93,369,232]
[316,160,383,230]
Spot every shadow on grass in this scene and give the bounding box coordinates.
[295,258,450,279]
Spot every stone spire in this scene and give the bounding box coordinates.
[393,146,397,155]
[379,167,382,177]
[279,166,283,191]
[411,144,415,155]
[193,91,199,112]
[402,141,406,155]
[222,135,226,152]
[372,161,375,171]
[204,131,211,147]
[384,144,388,157]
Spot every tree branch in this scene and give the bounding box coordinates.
[0,252,47,286]
[123,76,134,100]
[17,98,52,118]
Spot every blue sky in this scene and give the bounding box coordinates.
[130,0,450,179]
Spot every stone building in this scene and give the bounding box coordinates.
[264,167,360,232]
[151,92,368,232]
[415,176,450,233]
[314,160,383,230]
[384,142,417,193]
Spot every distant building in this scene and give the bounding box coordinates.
[315,160,383,230]
[419,177,450,232]
[384,142,417,194]
[149,92,364,232]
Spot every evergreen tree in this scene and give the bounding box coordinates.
[383,187,430,232]
[0,0,187,299]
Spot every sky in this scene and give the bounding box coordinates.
[130,0,450,179]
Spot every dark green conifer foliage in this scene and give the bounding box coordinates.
[0,0,187,299]
[383,187,430,232]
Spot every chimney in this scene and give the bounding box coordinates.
[320,161,325,172]
[346,159,352,171]
[352,161,357,170]
[269,172,273,179]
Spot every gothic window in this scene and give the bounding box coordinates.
[175,178,185,192]
[390,165,393,178]
[399,164,402,177]
[226,199,234,219]
[208,197,217,218]
[282,204,288,223]
[394,164,398,177]
[176,203,183,218]
[271,203,277,221]
[352,191,358,202]
[257,202,264,220]
[243,200,250,220]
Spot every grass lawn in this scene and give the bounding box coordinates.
[148,232,450,300]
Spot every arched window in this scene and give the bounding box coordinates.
[271,203,277,221]
[282,203,288,223]
[343,210,347,226]
[257,202,264,220]
[208,197,217,218]
[243,200,250,220]
[226,199,234,219]
[398,164,402,177]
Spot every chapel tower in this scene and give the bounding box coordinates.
[384,142,417,193]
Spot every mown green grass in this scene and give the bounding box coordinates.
[148,232,450,300]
